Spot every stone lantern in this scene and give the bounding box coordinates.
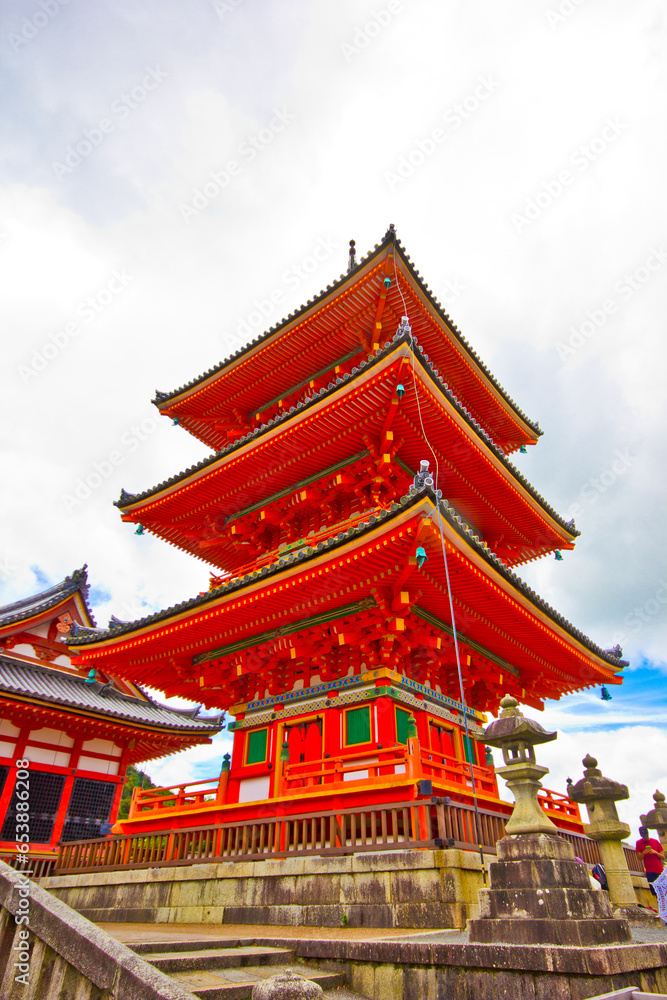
[467,696,631,946]
[641,790,667,853]
[476,694,558,836]
[568,755,638,914]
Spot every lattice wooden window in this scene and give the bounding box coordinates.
[1,770,66,844]
[60,777,116,843]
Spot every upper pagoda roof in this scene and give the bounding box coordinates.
[152,227,541,455]
[0,566,95,632]
[116,333,577,568]
[0,653,222,733]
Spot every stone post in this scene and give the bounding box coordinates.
[641,789,667,853]
[568,755,639,915]
[466,696,630,946]
[215,753,231,805]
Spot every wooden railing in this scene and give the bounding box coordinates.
[130,747,501,816]
[559,832,644,874]
[283,745,410,788]
[0,854,57,879]
[537,787,581,823]
[54,795,634,876]
[55,797,478,873]
[130,777,221,817]
[421,749,497,795]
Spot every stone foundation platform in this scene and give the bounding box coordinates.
[42,849,485,929]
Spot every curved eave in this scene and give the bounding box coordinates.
[0,691,219,740]
[70,489,624,681]
[155,228,539,450]
[0,567,96,633]
[0,592,87,637]
[118,337,577,555]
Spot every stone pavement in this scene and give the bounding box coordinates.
[100,920,667,999]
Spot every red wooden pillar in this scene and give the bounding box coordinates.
[110,745,131,823]
[323,696,340,784]
[50,737,83,847]
[0,726,31,846]
[231,721,245,770]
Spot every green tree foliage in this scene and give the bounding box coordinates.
[116,765,157,820]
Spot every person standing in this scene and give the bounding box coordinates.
[636,825,665,896]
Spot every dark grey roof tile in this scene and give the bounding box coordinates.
[0,566,96,628]
[72,488,622,671]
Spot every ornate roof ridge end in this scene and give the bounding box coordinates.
[0,564,96,628]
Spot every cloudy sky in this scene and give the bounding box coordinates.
[1,0,665,838]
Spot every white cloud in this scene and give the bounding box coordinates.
[1,1,666,789]
[536,724,667,843]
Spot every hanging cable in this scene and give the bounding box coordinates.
[391,251,487,881]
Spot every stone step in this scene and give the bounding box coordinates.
[146,945,295,973]
[132,938,245,955]
[168,961,347,999]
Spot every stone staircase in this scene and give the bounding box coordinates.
[127,937,366,999]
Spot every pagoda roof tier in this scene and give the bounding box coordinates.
[0,565,95,633]
[118,335,577,569]
[68,487,625,715]
[153,227,540,455]
[0,653,222,764]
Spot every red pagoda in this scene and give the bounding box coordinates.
[65,227,625,837]
[0,566,221,870]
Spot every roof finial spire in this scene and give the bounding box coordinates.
[347,239,357,273]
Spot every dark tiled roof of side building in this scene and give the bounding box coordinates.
[0,566,96,628]
[152,225,541,438]
[0,654,223,731]
[72,484,625,672]
[117,332,578,540]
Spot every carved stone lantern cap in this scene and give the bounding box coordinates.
[476,695,557,749]
[568,754,629,804]
[641,788,667,828]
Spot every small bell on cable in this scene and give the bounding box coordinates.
[172,417,180,425]
[84,668,97,684]
[383,276,391,289]
[600,686,612,702]
[135,524,145,535]
[396,383,405,398]
[415,546,428,568]
[554,550,563,561]
[520,445,527,454]
[397,316,411,337]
